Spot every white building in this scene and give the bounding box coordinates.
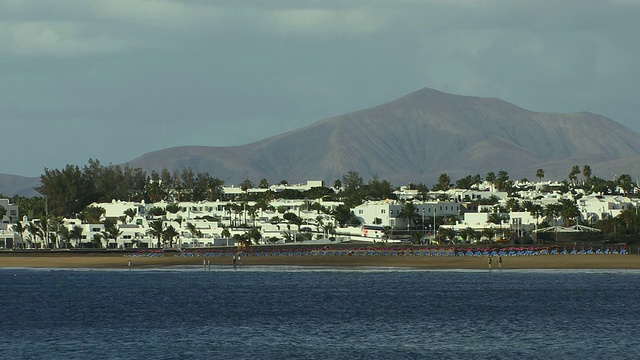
[353,200,462,229]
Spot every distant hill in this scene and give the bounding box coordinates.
[0,174,40,197]
[4,87,640,197]
[126,87,640,186]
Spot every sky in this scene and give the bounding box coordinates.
[2,0,639,177]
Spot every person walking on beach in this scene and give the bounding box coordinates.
[498,255,503,269]
[488,257,492,270]
[128,260,132,270]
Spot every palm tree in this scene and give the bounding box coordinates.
[14,221,26,249]
[487,212,505,229]
[437,227,455,244]
[529,204,544,243]
[247,206,258,227]
[618,174,634,196]
[568,165,580,185]
[400,202,419,230]
[461,227,478,243]
[558,199,580,227]
[536,168,545,181]
[247,227,262,244]
[69,225,84,248]
[146,219,164,248]
[505,198,521,212]
[124,208,137,223]
[186,222,203,245]
[544,203,562,225]
[92,233,104,248]
[582,165,592,184]
[162,225,180,248]
[104,220,123,249]
[27,221,43,249]
[59,224,70,249]
[481,228,496,242]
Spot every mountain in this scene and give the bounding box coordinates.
[127,87,640,186]
[3,87,640,197]
[0,174,40,197]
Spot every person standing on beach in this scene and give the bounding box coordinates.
[488,257,492,269]
[128,260,132,270]
[498,255,503,269]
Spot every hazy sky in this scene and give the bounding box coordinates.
[2,0,639,177]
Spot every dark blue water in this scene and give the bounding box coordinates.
[2,267,640,359]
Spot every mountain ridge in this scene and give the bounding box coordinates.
[126,87,640,185]
[3,87,640,196]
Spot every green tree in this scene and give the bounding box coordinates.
[258,178,269,189]
[558,198,580,227]
[505,198,521,212]
[186,222,202,239]
[486,171,496,184]
[536,168,545,181]
[415,183,429,201]
[239,178,254,192]
[59,224,70,249]
[495,170,512,192]
[617,174,634,196]
[482,228,496,242]
[104,218,122,248]
[247,227,262,244]
[14,221,26,249]
[342,170,363,193]
[166,203,180,214]
[582,165,592,184]
[146,219,164,248]
[27,221,43,248]
[162,225,180,248]
[332,205,352,227]
[399,202,419,230]
[69,225,84,248]
[147,206,166,217]
[124,208,137,223]
[568,165,580,185]
[432,173,451,191]
[455,175,480,190]
[79,205,105,224]
[283,212,303,231]
[365,176,395,200]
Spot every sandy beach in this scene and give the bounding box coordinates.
[1,252,640,270]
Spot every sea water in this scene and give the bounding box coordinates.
[1,267,640,359]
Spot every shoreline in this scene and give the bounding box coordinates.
[1,253,640,270]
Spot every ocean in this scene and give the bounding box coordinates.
[1,266,639,359]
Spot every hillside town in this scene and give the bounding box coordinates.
[1,167,638,250]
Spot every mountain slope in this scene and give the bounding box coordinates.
[0,174,40,197]
[127,87,640,185]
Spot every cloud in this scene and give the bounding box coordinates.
[0,21,134,56]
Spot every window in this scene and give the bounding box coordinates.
[381,210,386,214]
